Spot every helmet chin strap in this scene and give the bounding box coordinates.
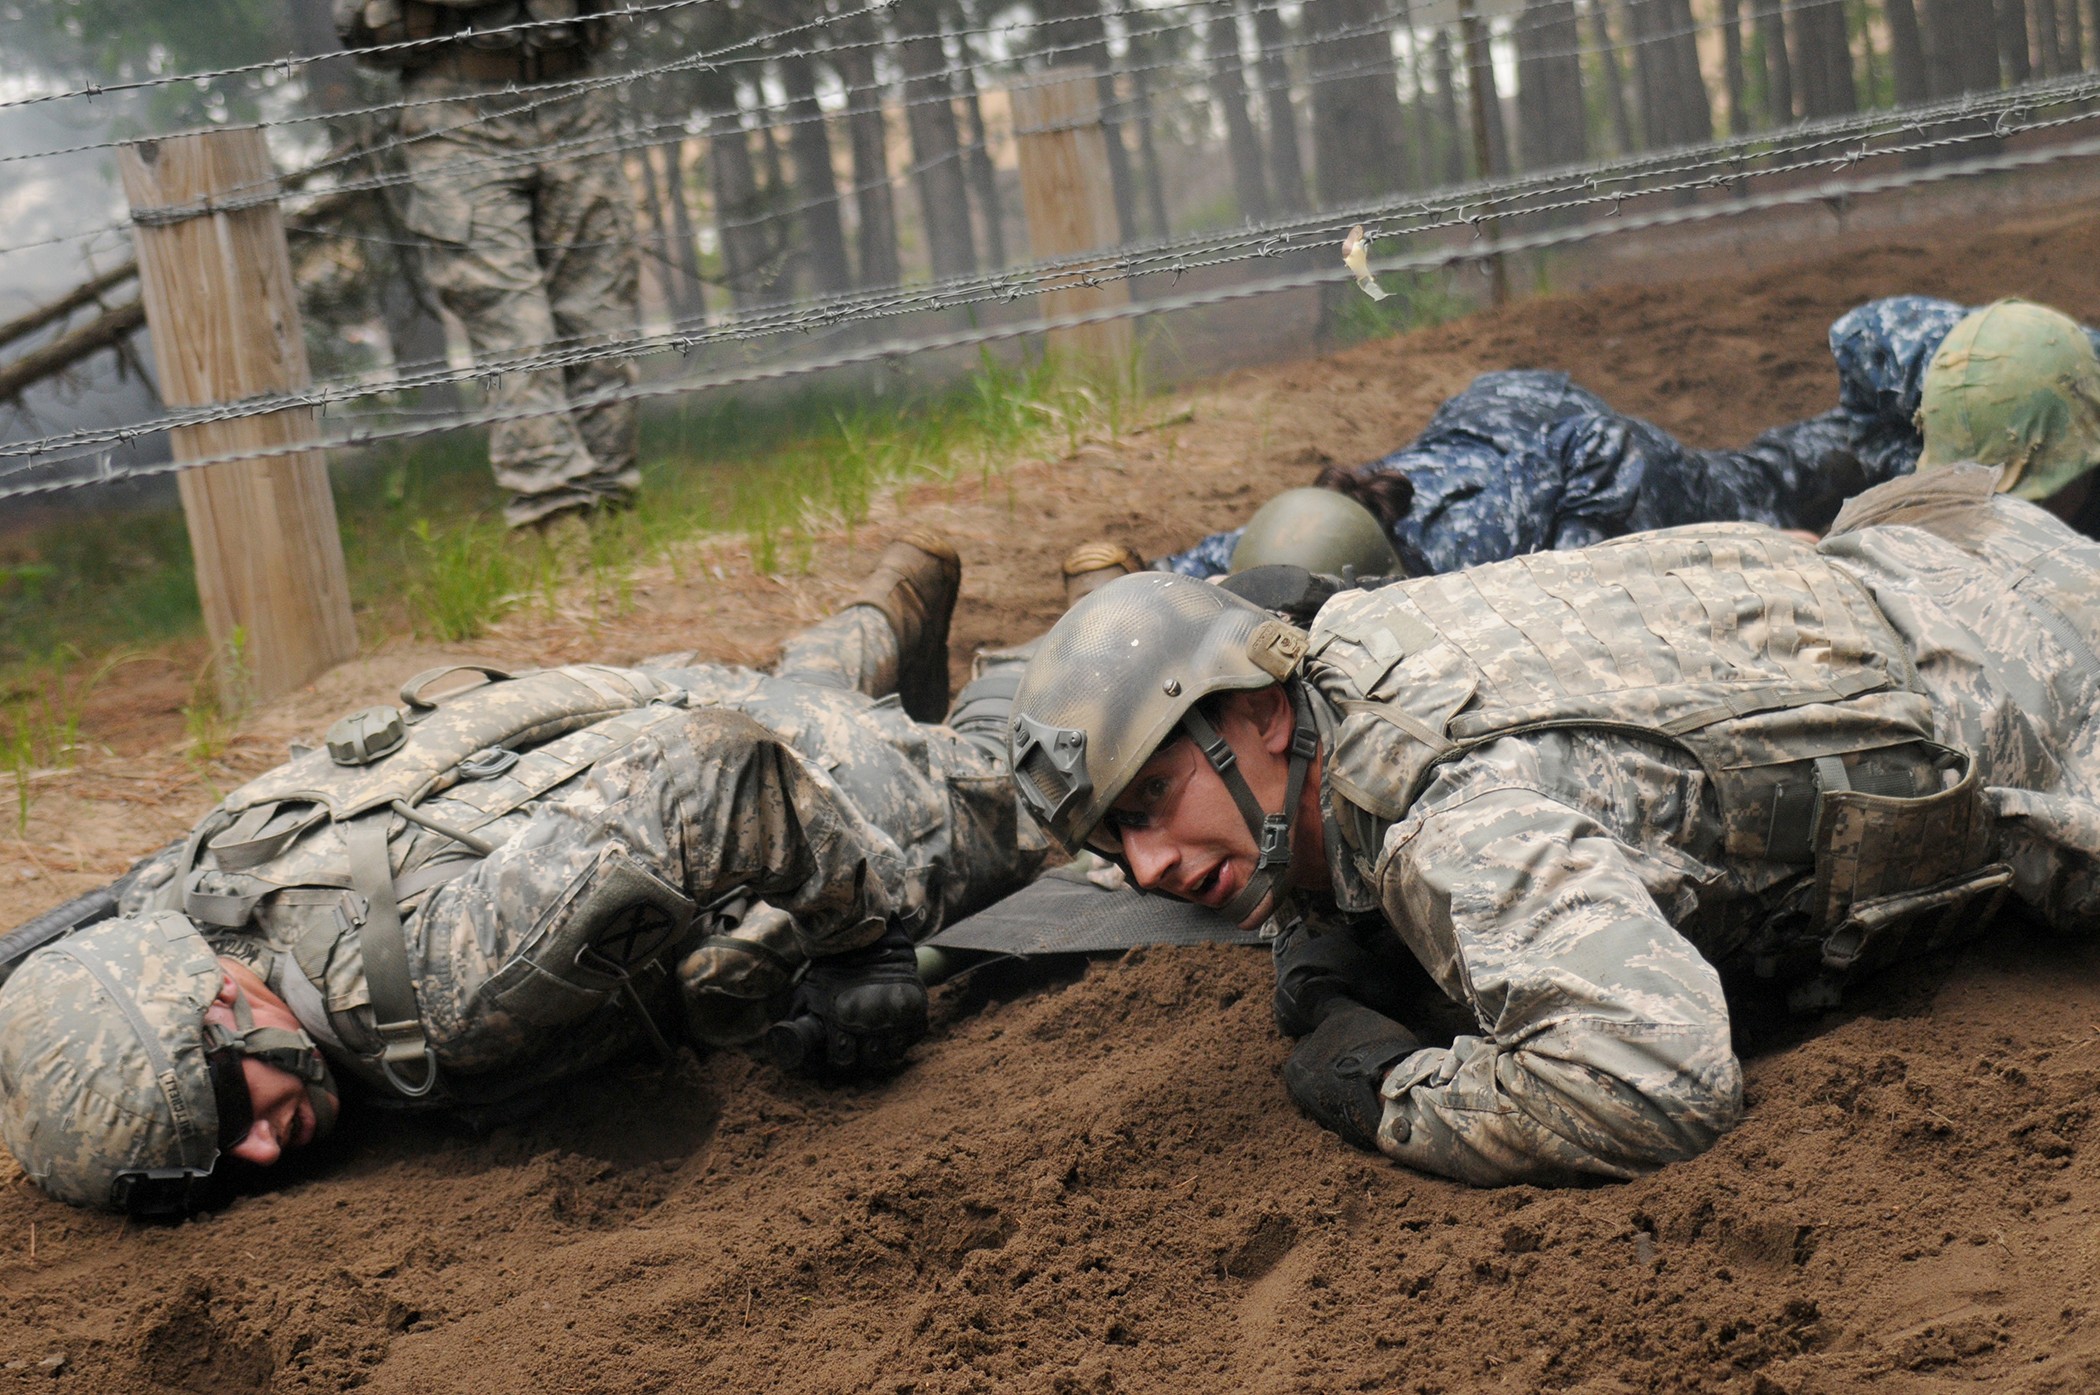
[204,981,342,1137]
[1176,682,1319,927]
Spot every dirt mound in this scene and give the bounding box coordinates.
[5,204,2100,1394]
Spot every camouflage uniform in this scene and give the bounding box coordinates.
[1296,471,2100,1185]
[388,11,641,527]
[1160,298,2100,578]
[111,608,1046,1110]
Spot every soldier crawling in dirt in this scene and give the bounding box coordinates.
[335,0,642,529]
[0,534,1051,1214]
[1008,454,2100,1184]
[1061,297,2100,595]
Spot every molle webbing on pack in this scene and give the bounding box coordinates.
[1307,524,1943,857]
[176,663,687,1096]
[218,665,675,827]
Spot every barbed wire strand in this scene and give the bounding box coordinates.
[13,71,2080,434]
[0,0,1861,254]
[7,121,2096,494]
[266,72,2100,396]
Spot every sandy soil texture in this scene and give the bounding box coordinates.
[3,205,2100,1395]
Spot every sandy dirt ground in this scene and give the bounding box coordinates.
[4,201,2100,1394]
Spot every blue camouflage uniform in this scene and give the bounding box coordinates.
[1160,297,2100,578]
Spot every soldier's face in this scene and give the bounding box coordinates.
[1106,688,1321,928]
[206,961,321,1168]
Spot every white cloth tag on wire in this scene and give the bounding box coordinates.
[1342,224,1389,302]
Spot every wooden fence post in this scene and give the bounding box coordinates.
[1009,67,1133,371]
[119,129,357,706]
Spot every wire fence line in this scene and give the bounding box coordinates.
[8,67,2086,451]
[0,0,1868,255]
[206,71,2100,399]
[9,125,2096,504]
[6,87,2096,492]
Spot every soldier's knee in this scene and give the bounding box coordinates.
[945,664,1025,760]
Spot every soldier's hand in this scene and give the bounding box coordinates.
[772,928,928,1078]
[1281,1001,1420,1151]
[1272,926,1414,1037]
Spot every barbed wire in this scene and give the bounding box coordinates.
[0,0,1795,122]
[0,0,1279,175]
[266,70,2100,396]
[25,62,2085,408]
[14,68,2067,435]
[0,0,1226,257]
[7,90,2094,474]
[0,0,1859,252]
[10,125,2097,502]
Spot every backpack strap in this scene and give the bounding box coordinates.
[345,813,437,1099]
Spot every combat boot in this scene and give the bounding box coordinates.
[1060,540,1146,607]
[845,529,961,724]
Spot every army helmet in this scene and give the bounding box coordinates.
[1009,571,1309,857]
[1228,487,1405,578]
[0,914,337,1213]
[1917,298,2100,501]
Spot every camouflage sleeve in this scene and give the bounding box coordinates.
[419,706,902,1043]
[1156,528,1243,578]
[1366,743,1744,1186]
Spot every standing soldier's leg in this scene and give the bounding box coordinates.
[399,82,618,529]
[536,87,642,513]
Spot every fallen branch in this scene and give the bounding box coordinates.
[0,262,137,355]
[0,298,146,402]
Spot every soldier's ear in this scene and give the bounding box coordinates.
[1236,685,1295,756]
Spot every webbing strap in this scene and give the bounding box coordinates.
[1179,683,1318,927]
[345,814,437,1098]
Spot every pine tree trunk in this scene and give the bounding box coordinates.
[948,32,1010,269]
[2035,0,2065,73]
[1518,0,1588,167]
[1433,31,1467,180]
[826,36,901,290]
[659,141,707,323]
[632,134,675,315]
[895,3,978,280]
[1398,1,1435,187]
[1305,0,1411,199]
[1720,0,1750,134]
[1664,0,1715,139]
[1791,0,1830,115]
[1805,0,1858,114]
[1623,0,1667,145]
[2064,0,2084,68]
[1128,54,1173,239]
[1754,0,1796,121]
[706,108,775,308]
[776,50,853,296]
[1251,2,1311,208]
[1207,2,1272,221]
[1966,0,2007,88]
[1888,0,1933,102]
[1469,14,1513,172]
[1586,0,1638,151]
[1997,0,2035,81]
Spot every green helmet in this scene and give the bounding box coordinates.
[0,914,337,1214]
[1009,572,1314,925]
[1228,487,1403,578]
[1916,299,2100,501]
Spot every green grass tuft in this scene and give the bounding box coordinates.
[1,350,1145,710]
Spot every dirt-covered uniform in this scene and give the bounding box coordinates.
[1299,470,2100,1185]
[111,609,1045,1111]
[1161,297,2100,578]
[339,0,640,526]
